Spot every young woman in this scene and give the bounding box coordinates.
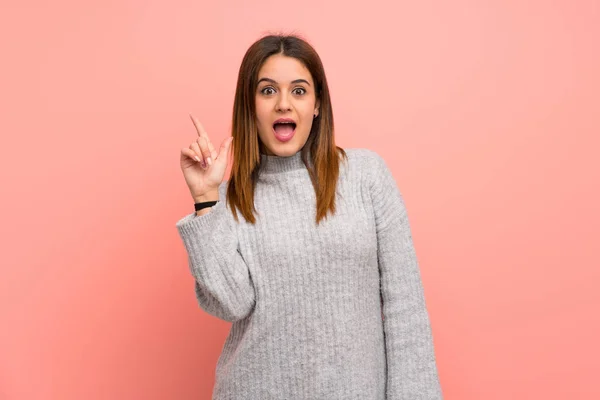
[177,34,443,399]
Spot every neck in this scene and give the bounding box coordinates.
[259,150,310,174]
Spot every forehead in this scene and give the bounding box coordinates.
[257,54,313,83]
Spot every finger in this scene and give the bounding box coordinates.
[197,136,213,166]
[190,142,206,168]
[189,115,219,159]
[182,148,201,163]
[206,138,217,160]
[190,114,209,140]
[190,114,217,160]
[217,137,234,163]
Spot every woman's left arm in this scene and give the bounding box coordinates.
[368,151,443,399]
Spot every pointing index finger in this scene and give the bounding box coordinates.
[190,113,217,160]
[189,113,209,139]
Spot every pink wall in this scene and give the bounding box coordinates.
[1,1,599,399]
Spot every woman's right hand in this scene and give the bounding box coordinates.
[180,114,234,201]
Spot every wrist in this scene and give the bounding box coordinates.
[193,191,219,203]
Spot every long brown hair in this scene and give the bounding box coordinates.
[226,33,347,225]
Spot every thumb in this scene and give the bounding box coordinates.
[217,136,233,164]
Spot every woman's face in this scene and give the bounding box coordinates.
[255,54,320,157]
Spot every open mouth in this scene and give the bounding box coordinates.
[273,121,296,141]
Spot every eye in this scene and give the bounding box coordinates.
[260,86,276,95]
[293,87,306,95]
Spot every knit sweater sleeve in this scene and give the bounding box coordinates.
[175,181,256,322]
[366,151,443,399]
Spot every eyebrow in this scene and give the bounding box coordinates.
[257,77,311,86]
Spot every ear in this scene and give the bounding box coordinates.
[314,98,321,117]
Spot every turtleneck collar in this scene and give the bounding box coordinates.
[259,150,311,174]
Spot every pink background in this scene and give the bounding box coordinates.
[1,1,599,399]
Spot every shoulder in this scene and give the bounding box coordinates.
[340,147,391,188]
[342,147,388,168]
[343,147,382,161]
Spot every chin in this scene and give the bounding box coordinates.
[271,147,300,157]
[263,138,308,157]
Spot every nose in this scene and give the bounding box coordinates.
[275,92,292,112]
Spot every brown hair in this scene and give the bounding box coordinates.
[226,33,347,225]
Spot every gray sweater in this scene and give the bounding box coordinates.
[176,148,443,399]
